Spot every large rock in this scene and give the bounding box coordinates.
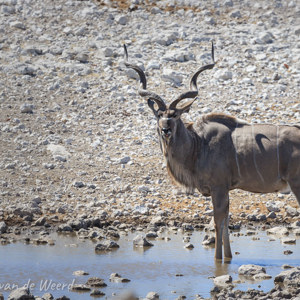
[274,267,300,287]
[85,277,107,287]
[266,201,282,212]
[8,287,34,300]
[238,264,266,277]
[213,275,233,287]
[267,226,289,236]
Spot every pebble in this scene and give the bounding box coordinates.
[109,273,130,283]
[73,270,89,276]
[117,15,128,25]
[281,237,296,244]
[9,21,25,30]
[133,234,154,247]
[145,292,159,300]
[162,69,183,86]
[285,205,299,217]
[184,243,194,249]
[120,156,131,164]
[0,221,7,234]
[202,234,215,245]
[230,10,242,18]
[70,284,91,292]
[33,216,46,226]
[90,289,105,297]
[20,103,34,113]
[95,240,119,251]
[253,273,272,280]
[214,69,233,81]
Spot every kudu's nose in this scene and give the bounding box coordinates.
[162,128,169,134]
[162,128,171,137]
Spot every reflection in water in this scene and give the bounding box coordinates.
[132,245,152,255]
[0,229,299,299]
[214,260,230,277]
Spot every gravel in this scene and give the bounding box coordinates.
[0,0,299,234]
[0,0,299,299]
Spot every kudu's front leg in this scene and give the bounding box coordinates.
[211,188,232,260]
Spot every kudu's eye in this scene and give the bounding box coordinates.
[157,111,163,118]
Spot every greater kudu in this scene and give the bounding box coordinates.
[124,43,300,260]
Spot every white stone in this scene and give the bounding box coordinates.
[266,201,282,212]
[20,103,34,113]
[47,144,70,158]
[213,274,232,286]
[267,226,289,236]
[162,69,183,86]
[214,69,233,81]
[238,264,266,276]
[10,21,25,29]
[117,15,128,25]
[230,10,242,18]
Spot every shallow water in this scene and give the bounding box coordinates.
[0,228,299,299]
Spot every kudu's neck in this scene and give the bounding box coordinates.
[160,119,200,189]
[168,119,194,157]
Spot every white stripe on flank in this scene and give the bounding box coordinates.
[276,125,281,179]
[234,125,241,178]
[251,125,265,183]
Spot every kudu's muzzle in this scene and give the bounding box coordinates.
[161,127,171,138]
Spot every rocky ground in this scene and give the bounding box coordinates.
[0,0,300,299]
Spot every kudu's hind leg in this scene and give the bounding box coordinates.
[212,188,231,260]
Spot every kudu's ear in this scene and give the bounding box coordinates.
[147,99,159,117]
[177,98,196,115]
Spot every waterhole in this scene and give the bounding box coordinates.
[0,228,299,299]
